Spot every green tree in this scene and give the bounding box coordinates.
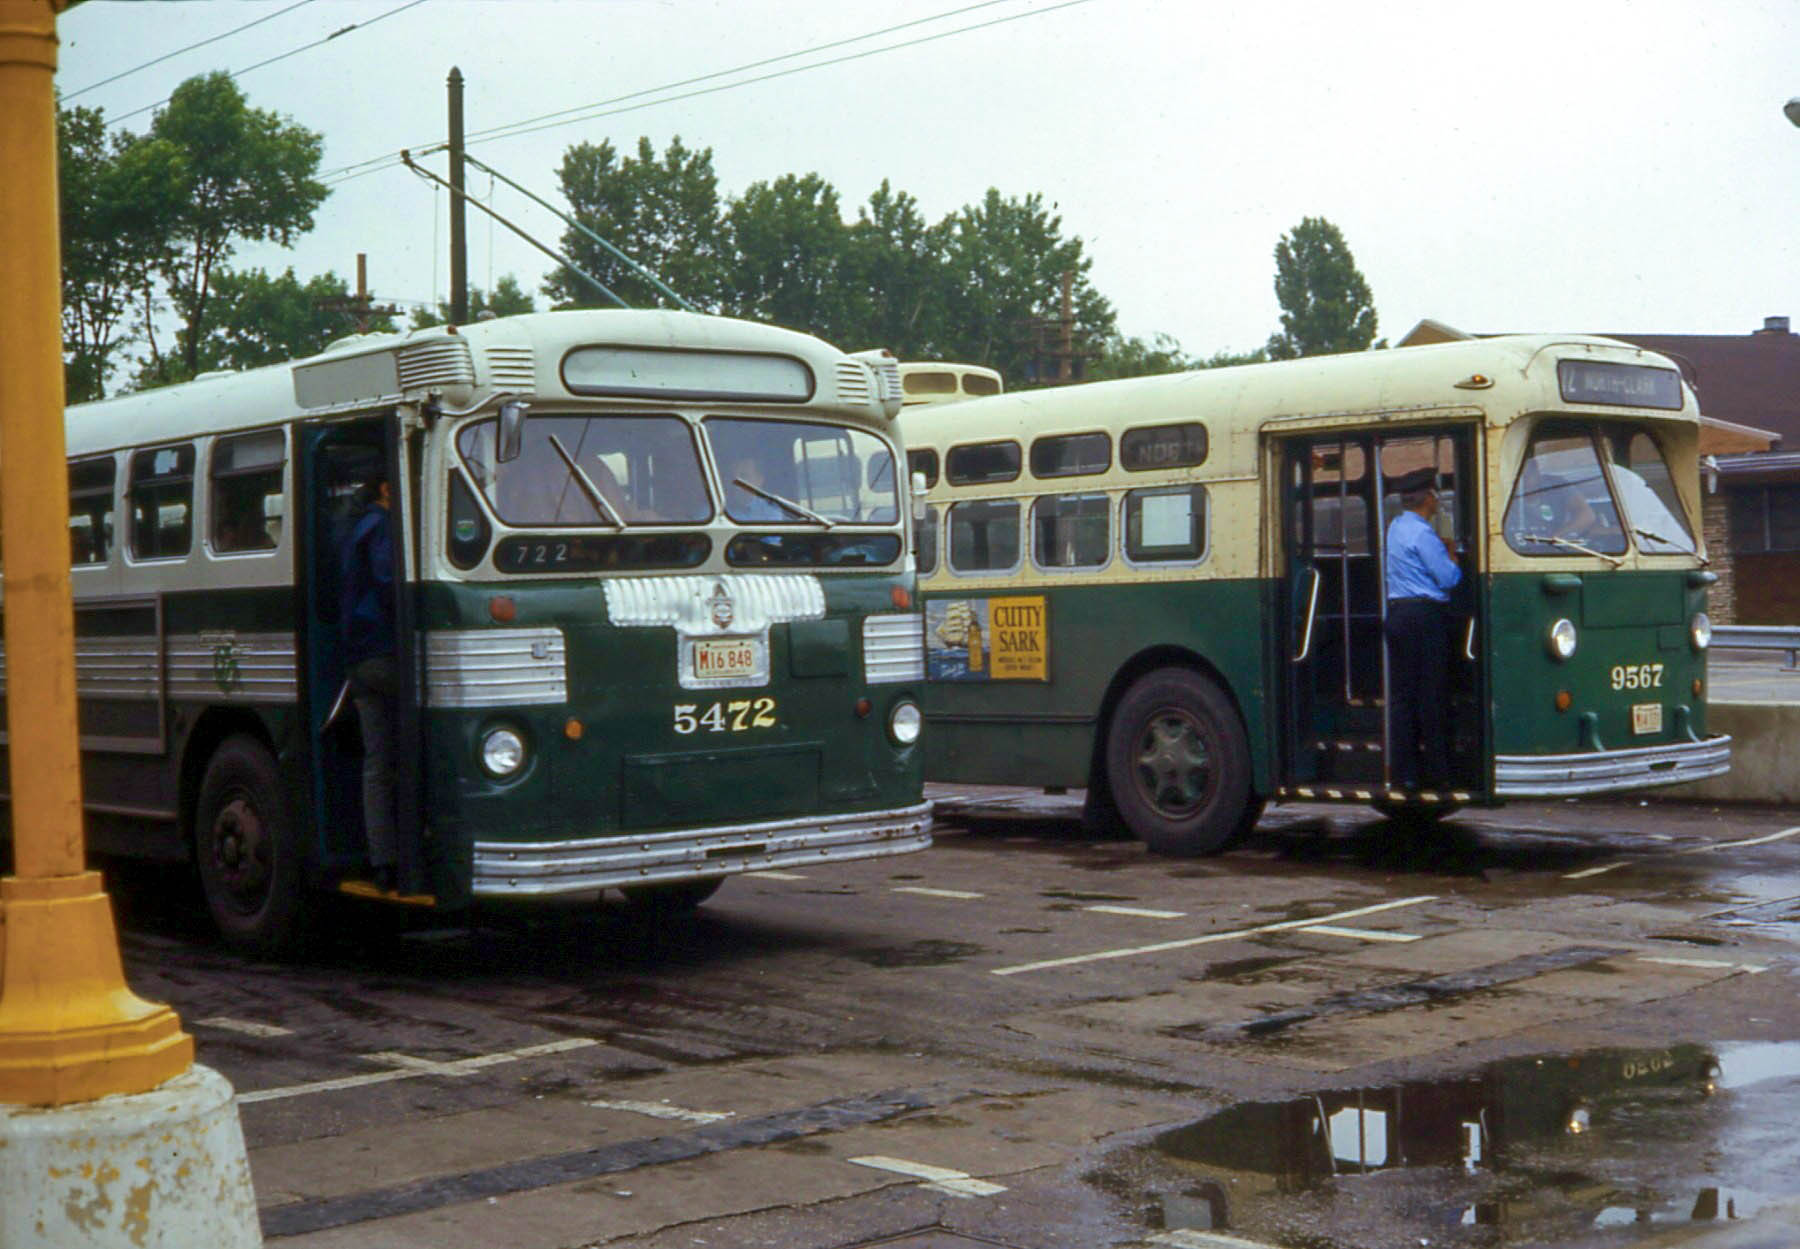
[1265,216,1378,359]
[199,267,398,372]
[546,135,725,311]
[58,103,173,400]
[936,189,1114,388]
[725,172,851,335]
[125,73,329,385]
[411,274,537,329]
[837,181,950,356]
[1087,331,1194,381]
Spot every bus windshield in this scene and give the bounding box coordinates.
[457,414,712,527]
[705,417,898,526]
[1504,422,1695,557]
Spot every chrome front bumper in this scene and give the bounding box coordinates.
[1494,735,1731,798]
[472,800,933,898]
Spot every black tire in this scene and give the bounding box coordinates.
[1104,668,1251,857]
[621,877,724,917]
[195,735,312,953]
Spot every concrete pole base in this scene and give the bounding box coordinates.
[0,1064,260,1247]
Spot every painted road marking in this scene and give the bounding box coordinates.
[1567,826,1800,880]
[1298,924,1422,943]
[847,1154,1007,1198]
[892,886,985,900]
[1639,955,1768,974]
[197,1016,294,1038]
[587,1098,734,1124]
[745,870,809,880]
[1150,1231,1282,1248]
[1087,904,1187,919]
[990,896,1437,976]
[237,1037,596,1105]
[1564,862,1629,880]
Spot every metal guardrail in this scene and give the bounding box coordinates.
[1712,625,1800,669]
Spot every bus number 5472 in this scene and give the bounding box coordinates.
[674,699,779,734]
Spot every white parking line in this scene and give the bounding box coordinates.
[197,1016,294,1038]
[1564,862,1629,880]
[586,1098,734,1124]
[847,1154,1008,1198]
[236,1037,596,1105]
[1149,1231,1281,1248]
[1639,955,1767,974]
[1298,924,1422,943]
[1567,826,1800,881]
[990,896,1437,976]
[1087,905,1187,919]
[892,886,985,900]
[745,870,810,880]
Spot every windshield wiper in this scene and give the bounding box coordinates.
[546,434,623,528]
[1543,534,1627,567]
[1632,526,1705,563]
[734,477,834,528]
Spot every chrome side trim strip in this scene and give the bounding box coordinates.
[472,800,932,897]
[1494,735,1731,797]
[425,628,567,707]
[863,613,924,684]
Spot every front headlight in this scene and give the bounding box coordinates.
[887,700,923,746]
[1690,612,1713,652]
[1547,618,1578,661]
[480,726,528,778]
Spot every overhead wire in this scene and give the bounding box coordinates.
[101,0,433,127]
[315,0,1085,187]
[62,0,323,101]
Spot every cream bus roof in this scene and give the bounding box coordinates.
[66,309,885,458]
[897,334,1699,460]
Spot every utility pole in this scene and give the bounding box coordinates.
[321,253,401,333]
[1057,268,1075,384]
[448,66,468,325]
[1020,269,1085,385]
[0,2,257,1242]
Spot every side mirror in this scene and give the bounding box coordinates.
[497,399,530,464]
[910,469,928,523]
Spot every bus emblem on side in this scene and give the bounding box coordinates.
[211,641,243,693]
[708,582,735,629]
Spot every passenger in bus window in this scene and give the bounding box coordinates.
[1383,468,1461,792]
[338,470,399,892]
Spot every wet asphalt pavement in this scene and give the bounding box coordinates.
[106,790,1800,1248]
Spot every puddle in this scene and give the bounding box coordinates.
[846,939,986,968]
[1118,1041,1800,1246]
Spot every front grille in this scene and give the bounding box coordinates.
[863,613,924,683]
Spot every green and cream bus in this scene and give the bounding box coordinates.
[25,309,930,949]
[902,334,1729,854]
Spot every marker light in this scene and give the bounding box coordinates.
[489,595,518,623]
[891,585,912,609]
[1547,618,1578,661]
[481,727,527,777]
[1690,612,1712,651]
[887,700,923,746]
[1555,690,1573,713]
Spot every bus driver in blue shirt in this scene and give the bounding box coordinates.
[1384,468,1462,792]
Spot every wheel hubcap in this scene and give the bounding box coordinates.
[1133,710,1213,817]
[212,795,270,912]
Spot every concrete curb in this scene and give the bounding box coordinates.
[0,1064,259,1247]
[1667,700,1800,805]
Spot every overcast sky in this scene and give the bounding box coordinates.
[57,0,1800,358]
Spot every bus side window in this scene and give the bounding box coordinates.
[1124,485,1207,562]
[907,448,939,489]
[1032,492,1110,568]
[69,456,116,567]
[917,504,938,575]
[128,444,195,561]
[948,499,1020,573]
[447,469,492,570]
[946,440,1020,485]
[210,430,285,553]
[1030,432,1111,479]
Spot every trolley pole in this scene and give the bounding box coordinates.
[0,3,259,1241]
[448,65,468,324]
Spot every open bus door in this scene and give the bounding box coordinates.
[1278,429,1485,802]
[297,415,427,896]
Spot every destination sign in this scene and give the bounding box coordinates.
[1557,360,1683,411]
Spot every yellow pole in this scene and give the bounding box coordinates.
[0,0,192,1106]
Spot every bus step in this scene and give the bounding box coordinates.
[337,879,438,907]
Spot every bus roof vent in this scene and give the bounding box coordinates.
[835,360,872,405]
[396,337,476,391]
[484,344,536,391]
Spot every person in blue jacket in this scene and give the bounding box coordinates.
[1383,468,1462,792]
[339,471,398,891]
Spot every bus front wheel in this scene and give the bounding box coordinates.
[196,735,311,952]
[1105,668,1251,857]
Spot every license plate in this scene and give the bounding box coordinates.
[686,636,766,688]
[1631,702,1663,735]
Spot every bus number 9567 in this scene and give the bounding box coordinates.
[674,699,778,734]
[1610,663,1664,691]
